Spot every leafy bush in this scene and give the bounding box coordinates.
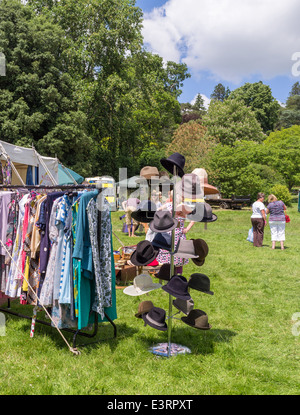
[269,184,292,207]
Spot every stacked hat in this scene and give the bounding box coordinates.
[162,275,191,300]
[135,301,154,318]
[181,309,211,330]
[191,239,209,266]
[172,298,194,315]
[175,173,204,208]
[187,202,217,223]
[131,200,157,223]
[142,306,168,331]
[149,210,178,233]
[123,274,162,296]
[130,240,158,266]
[160,152,185,178]
[188,273,214,295]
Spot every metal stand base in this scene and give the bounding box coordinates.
[149,342,191,357]
[0,299,117,349]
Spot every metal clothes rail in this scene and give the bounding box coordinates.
[0,183,117,354]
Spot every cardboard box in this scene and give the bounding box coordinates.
[116,265,137,282]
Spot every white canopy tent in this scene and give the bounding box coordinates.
[0,140,59,185]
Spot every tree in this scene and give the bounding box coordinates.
[26,0,190,178]
[288,81,300,97]
[202,99,264,146]
[180,93,206,124]
[165,121,216,173]
[210,83,230,102]
[0,0,94,176]
[193,94,206,115]
[208,141,285,200]
[229,81,281,133]
[277,83,300,129]
[263,125,300,190]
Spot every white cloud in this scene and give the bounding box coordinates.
[142,0,300,84]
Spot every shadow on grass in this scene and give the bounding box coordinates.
[2,306,138,354]
[137,327,237,356]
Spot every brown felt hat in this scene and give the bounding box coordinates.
[136,166,160,183]
[191,239,209,266]
[135,301,154,318]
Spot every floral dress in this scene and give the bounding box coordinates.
[87,195,112,320]
[156,203,189,267]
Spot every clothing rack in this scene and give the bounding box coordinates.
[0,183,117,353]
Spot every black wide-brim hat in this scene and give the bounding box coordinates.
[130,240,159,266]
[160,152,185,178]
[131,200,157,223]
[187,202,218,223]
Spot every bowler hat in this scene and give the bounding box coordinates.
[135,300,154,318]
[181,309,212,330]
[191,239,209,266]
[142,306,168,331]
[188,273,214,295]
[187,202,217,223]
[123,273,162,296]
[154,264,172,281]
[173,298,194,315]
[130,240,158,266]
[131,200,157,223]
[175,239,199,259]
[162,275,191,300]
[149,210,178,233]
[160,152,185,178]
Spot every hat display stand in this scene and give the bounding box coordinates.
[150,164,191,358]
[127,155,215,358]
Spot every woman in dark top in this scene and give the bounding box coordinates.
[266,194,287,250]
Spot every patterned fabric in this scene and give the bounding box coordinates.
[156,203,189,266]
[0,191,15,291]
[53,195,71,301]
[5,193,30,298]
[20,194,43,304]
[38,197,62,307]
[1,157,12,185]
[87,196,112,319]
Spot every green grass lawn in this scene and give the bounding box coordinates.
[0,204,299,395]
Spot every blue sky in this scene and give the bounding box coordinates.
[136,0,300,107]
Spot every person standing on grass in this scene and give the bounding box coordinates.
[251,192,267,247]
[266,194,287,250]
[122,196,140,237]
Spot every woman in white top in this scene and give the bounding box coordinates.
[250,192,267,247]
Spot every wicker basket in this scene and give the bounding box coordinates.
[119,245,137,261]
